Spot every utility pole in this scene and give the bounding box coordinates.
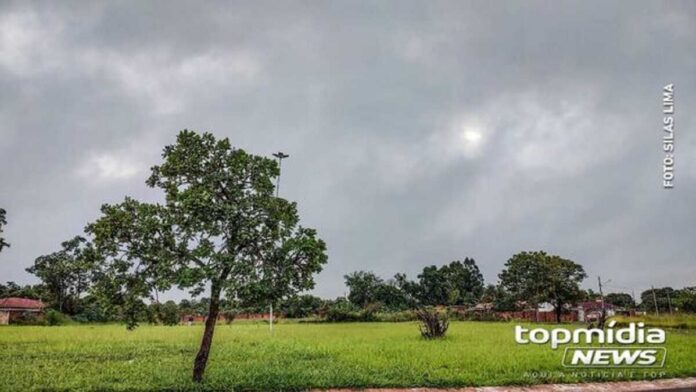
[651,286,659,316]
[598,276,606,328]
[269,151,289,332]
[666,290,673,315]
[273,152,289,198]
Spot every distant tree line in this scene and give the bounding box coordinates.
[5,246,696,326]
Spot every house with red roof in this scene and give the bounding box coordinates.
[0,297,46,325]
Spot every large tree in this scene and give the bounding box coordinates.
[605,292,635,309]
[87,131,327,382]
[675,287,696,313]
[499,251,586,323]
[344,271,383,308]
[640,287,676,314]
[0,208,9,253]
[418,259,484,306]
[26,236,94,314]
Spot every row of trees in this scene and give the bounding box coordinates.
[343,259,484,311]
[341,252,584,323]
[340,252,696,322]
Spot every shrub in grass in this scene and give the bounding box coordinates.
[45,309,71,326]
[374,310,418,322]
[416,307,449,338]
[159,301,181,326]
[325,300,362,322]
[359,303,381,321]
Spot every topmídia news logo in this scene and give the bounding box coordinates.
[515,321,667,368]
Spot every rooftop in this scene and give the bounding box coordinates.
[0,297,46,310]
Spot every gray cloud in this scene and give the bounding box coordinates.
[1,1,695,300]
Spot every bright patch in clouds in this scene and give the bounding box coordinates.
[440,119,487,158]
[459,127,483,145]
[75,153,142,182]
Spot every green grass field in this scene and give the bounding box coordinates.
[2,321,696,391]
[610,313,696,329]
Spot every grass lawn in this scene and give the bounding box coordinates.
[2,321,696,391]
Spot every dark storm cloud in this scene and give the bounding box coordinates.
[1,1,695,299]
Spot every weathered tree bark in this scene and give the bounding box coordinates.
[192,282,222,383]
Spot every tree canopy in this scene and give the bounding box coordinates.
[605,292,635,309]
[26,236,95,314]
[86,130,328,382]
[499,251,586,323]
[640,287,676,314]
[417,259,484,306]
[344,271,384,308]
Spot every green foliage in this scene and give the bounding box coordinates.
[372,310,417,322]
[675,287,696,313]
[86,131,328,381]
[499,251,586,323]
[0,208,8,253]
[158,301,180,326]
[26,236,95,315]
[72,296,112,323]
[178,299,209,316]
[481,284,518,311]
[605,292,635,309]
[0,281,50,300]
[373,283,412,311]
[281,295,324,318]
[610,314,696,329]
[344,271,383,308]
[325,298,361,322]
[344,260,484,311]
[45,309,71,326]
[640,287,676,313]
[415,259,484,306]
[344,271,414,311]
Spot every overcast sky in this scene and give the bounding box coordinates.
[1,1,695,300]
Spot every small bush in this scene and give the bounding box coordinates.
[158,301,181,326]
[416,307,449,339]
[326,301,362,322]
[45,310,71,326]
[374,310,418,322]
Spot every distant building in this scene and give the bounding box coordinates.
[577,299,617,322]
[0,297,46,325]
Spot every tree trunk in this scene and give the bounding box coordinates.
[555,301,562,323]
[192,282,222,383]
